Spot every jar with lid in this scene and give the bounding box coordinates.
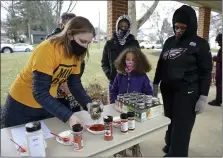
[25,122,46,157]
[136,101,146,110]
[124,93,130,97]
[120,113,128,134]
[152,97,160,106]
[72,124,84,151]
[130,91,138,97]
[117,94,124,102]
[145,95,153,107]
[127,112,135,132]
[123,96,130,104]
[137,96,144,102]
[104,115,113,141]
[116,94,124,112]
[129,98,137,107]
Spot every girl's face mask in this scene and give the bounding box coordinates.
[125,60,135,73]
[125,52,135,73]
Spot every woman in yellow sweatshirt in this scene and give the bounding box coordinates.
[2,16,95,128]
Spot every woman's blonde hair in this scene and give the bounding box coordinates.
[49,16,96,60]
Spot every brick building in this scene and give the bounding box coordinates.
[107,1,222,41]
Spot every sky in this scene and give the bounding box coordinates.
[0,1,191,32]
[1,1,220,47]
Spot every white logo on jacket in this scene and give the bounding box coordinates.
[162,48,187,60]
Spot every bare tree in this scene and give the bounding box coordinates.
[128,0,159,36]
[54,0,64,24]
[67,1,77,12]
[149,5,175,46]
[210,13,222,39]
[2,0,23,42]
[31,1,61,34]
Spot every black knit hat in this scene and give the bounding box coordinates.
[173,10,189,26]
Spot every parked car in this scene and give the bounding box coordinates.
[13,43,34,52]
[154,43,162,49]
[0,43,14,53]
[139,41,154,49]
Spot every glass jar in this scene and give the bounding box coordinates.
[129,98,137,107]
[117,94,124,102]
[136,101,146,110]
[104,116,113,141]
[145,95,153,107]
[127,112,135,132]
[120,113,128,133]
[72,124,84,151]
[123,96,130,104]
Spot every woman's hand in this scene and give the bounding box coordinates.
[60,82,71,95]
[68,114,83,128]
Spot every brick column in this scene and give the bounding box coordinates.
[107,0,128,39]
[197,7,211,41]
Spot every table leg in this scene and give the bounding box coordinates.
[132,144,142,157]
[114,150,127,157]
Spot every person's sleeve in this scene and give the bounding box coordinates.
[71,59,81,75]
[101,42,110,80]
[67,74,91,110]
[142,74,153,95]
[45,28,62,40]
[32,71,73,122]
[80,61,85,77]
[110,74,119,103]
[32,42,56,76]
[153,38,171,85]
[197,41,213,96]
[134,40,140,48]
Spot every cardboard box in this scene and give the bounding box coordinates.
[115,100,164,122]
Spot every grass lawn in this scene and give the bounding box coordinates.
[1,43,159,106]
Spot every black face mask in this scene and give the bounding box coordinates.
[70,40,87,56]
[118,28,128,38]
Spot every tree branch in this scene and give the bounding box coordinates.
[137,0,159,29]
[33,1,48,23]
[67,1,72,12]
[52,1,58,11]
[1,2,10,12]
[69,1,77,12]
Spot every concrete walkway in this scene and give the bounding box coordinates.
[138,86,222,157]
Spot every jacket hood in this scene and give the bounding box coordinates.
[172,5,198,37]
[115,14,132,33]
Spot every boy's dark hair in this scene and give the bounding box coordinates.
[115,47,152,74]
[61,12,76,24]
